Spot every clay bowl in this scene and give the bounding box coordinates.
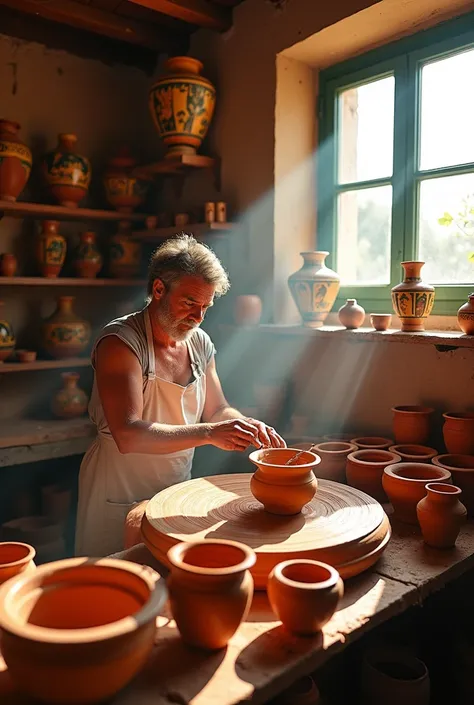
[0,542,35,585]
[432,454,474,516]
[389,444,438,463]
[16,349,37,363]
[382,462,452,524]
[370,313,392,331]
[323,432,361,442]
[0,557,167,704]
[311,441,357,483]
[351,436,394,450]
[346,449,402,502]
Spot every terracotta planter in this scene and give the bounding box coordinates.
[432,454,474,516]
[74,230,103,278]
[42,296,91,359]
[361,647,430,705]
[103,146,150,213]
[167,539,255,650]
[0,119,32,201]
[249,447,320,515]
[457,293,474,335]
[149,57,216,158]
[109,223,141,278]
[0,253,17,277]
[312,441,357,483]
[346,449,401,502]
[0,300,15,362]
[391,261,435,332]
[417,482,467,548]
[267,559,343,636]
[234,295,262,325]
[0,542,35,584]
[442,412,474,454]
[382,462,452,524]
[351,436,394,450]
[338,298,365,329]
[36,220,67,278]
[388,444,438,463]
[43,133,91,207]
[392,405,434,445]
[288,252,340,328]
[51,372,88,419]
[370,313,392,331]
[0,557,167,704]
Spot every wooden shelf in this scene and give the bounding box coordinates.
[132,221,235,241]
[0,277,146,287]
[0,358,90,373]
[133,154,216,180]
[0,200,153,222]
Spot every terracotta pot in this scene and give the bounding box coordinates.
[249,447,320,515]
[51,372,88,419]
[42,296,91,359]
[442,412,474,454]
[0,300,15,362]
[149,57,216,158]
[0,557,167,704]
[346,449,401,502]
[103,146,150,213]
[267,559,343,636]
[167,539,255,650]
[323,431,361,442]
[391,261,435,332]
[0,119,32,201]
[417,482,467,548]
[312,442,357,483]
[0,253,17,277]
[388,444,438,463]
[109,222,141,278]
[275,676,321,705]
[0,542,35,584]
[370,313,392,331]
[361,647,430,705]
[288,251,340,328]
[457,293,474,335]
[42,485,72,523]
[392,405,434,445]
[74,230,103,278]
[234,294,262,325]
[338,298,365,329]
[351,436,394,450]
[36,220,67,278]
[432,454,474,516]
[42,133,91,207]
[16,349,36,363]
[382,462,452,524]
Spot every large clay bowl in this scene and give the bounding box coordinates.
[0,557,167,704]
[382,462,452,524]
[346,449,401,502]
[432,454,474,516]
[0,542,35,584]
[389,444,438,463]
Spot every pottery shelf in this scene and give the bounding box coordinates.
[0,277,146,287]
[0,358,90,373]
[132,154,221,195]
[0,200,153,223]
[132,221,235,241]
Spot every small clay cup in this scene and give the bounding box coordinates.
[16,349,37,363]
[432,454,474,516]
[267,559,344,636]
[389,444,438,463]
[0,542,35,584]
[370,313,392,331]
[351,436,394,450]
[382,462,452,524]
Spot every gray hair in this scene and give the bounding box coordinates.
[147,233,230,300]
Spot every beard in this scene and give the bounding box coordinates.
[154,295,199,342]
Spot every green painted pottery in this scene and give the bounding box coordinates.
[103,147,150,213]
[36,220,66,278]
[42,296,90,359]
[288,252,340,328]
[0,119,32,202]
[74,231,103,279]
[42,134,91,208]
[0,301,15,363]
[109,224,141,278]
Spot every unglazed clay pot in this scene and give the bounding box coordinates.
[391,261,435,332]
[0,557,167,704]
[109,222,141,278]
[0,300,15,362]
[351,436,394,450]
[249,447,320,515]
[0,119,32,201]
[382,462,452,524]
[361,647,430,705]
[432,454,474,516]
[311,442,357,483]
[392,405,434,445]
[234,295,262,325]
[51,372,88,419]
[388,444,438,463]
[0,542,35,584]
[346,449,401,502]
[74,230,103,278]
[323,431,361,442]
[167,539,255,650]
[417,482,467,548]
[36,220,67,278]
[288,252,340,328]
[442,412,474,454]
[0,253,17,276]
[267,559,343,636]
[338,298,365,329]
[42,133,91,207]
[370,313,392,331]
[457,293,474,335]
[42,296,91,359]
[103,146,150,213]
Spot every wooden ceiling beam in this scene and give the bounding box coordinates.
[128,0,231,31]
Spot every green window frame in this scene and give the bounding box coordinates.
[318,12,474,315]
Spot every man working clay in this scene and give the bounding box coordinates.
[75,234,285,556]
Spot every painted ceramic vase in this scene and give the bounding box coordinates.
[382,462,452,524]
[36,220,67,278]
[149,57,216,157]
[391,261,435,332]
[42,296,91,359]
[392,405,434,445]
[338,298,365,329]
[42,133,91,207]
[0,253,17,277]
[167,539,256,650]
[234,295,262,325]
[0,119,32,201]
[0,301,15,362]
[74,230,103,278]
[442,412,474,454]
[457,293,474,335]
[109,222,141,278]
[103,146,150,213]
[0,542,35,585]
[416,482,467,548]
[432,454,474,516]
[267,559,344,636]
[346,449,402,503]
[288,252,340,328]
[51,372,88,419]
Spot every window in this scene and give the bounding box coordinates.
[318,14,474,315]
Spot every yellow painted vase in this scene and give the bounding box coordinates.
[391,261,435,332]
[42,134,91,207]
[0,301,15,362]
[36,220,67,278]
[0,119,32,202]
[42,296,91,359]
[109,223,141,278]
[149,57,216,158]
[288,252,340,328]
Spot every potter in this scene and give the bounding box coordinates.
[75,234,285,556]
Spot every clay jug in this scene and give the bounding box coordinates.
[234,295,262,325]
[338,298,365,329]
[36,220,67,278]
[392,405,434,445]
[0,542,35,584]
[442,411,474,454]
[288,252,340,328]
[103,146,150,213]
[457,293,474,335]
[149,57,216,158]
[416,482,467,548]
[391,261,435,332]
[51,372,88,419]
[0,301,15,362]
[0,253,17,277]
[0,119,32,201]
[361,647,430,705]
[42,133,91,207]
[109,222,141,278]
[42,296,91,359]
[167,539,256,650]
[74,230,103,278]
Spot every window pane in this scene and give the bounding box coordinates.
[337,76,395,184]
[420,49,474,170]
[337,185,392,285]
[418,173,474,284]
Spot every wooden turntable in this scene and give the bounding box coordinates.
[142,473,391,589]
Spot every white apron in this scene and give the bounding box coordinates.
[75,309,206,557]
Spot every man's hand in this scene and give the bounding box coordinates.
[245,418,287,449]
[208,418,262,451]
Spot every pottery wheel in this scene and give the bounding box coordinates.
[143,473,391,589]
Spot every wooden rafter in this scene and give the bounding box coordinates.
[128,0,231,31]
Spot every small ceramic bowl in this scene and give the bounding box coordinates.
[0,542,36,585]
[370,313,392,331]
[389,444,438,463]
[16,349,37,363]
[382,462,452,524]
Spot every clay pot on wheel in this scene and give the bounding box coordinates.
[417,482,467,548]
[0,542,35,584]
[442,412,474,455]
[0,119,32,201]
